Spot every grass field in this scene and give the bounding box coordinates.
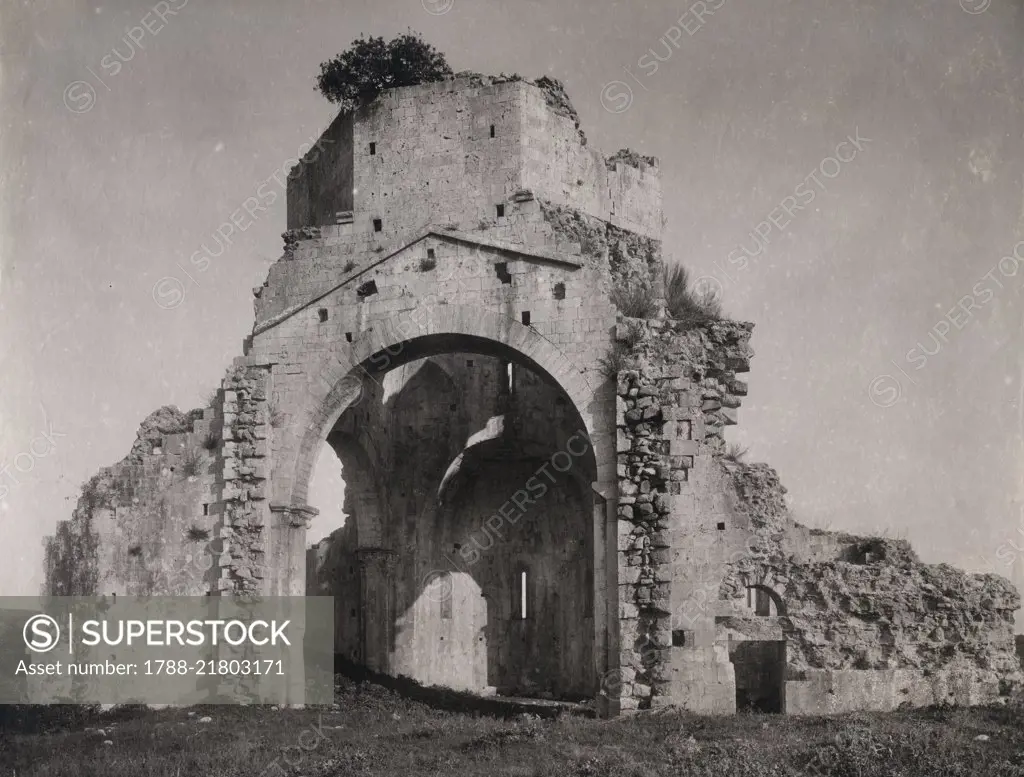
[3,677,1024,776]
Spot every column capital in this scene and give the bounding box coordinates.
[269,502,320,529]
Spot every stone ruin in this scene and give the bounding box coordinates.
[45,75,1023,714]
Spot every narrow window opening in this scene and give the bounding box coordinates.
[369,142,376,155]
[521,310,531,326]
[427,248,435,260]
[490,124,495,138]
[496,204,505,218]
[519,571,528,619]
[372,218,382,232]
[202,503,209,516]
[345,332,353,343]
[495,262,512,284]
[553,282,566,300]
[506,362,514,394]
[318,308,328,322]
[356,280,378,299]
[350,608,356,617]
[440,573,453,620]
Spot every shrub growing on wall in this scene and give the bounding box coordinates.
[611,280,659,319]
[663,263,722,328]
[316,32,453,111]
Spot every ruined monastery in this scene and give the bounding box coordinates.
[45,75,1023,715]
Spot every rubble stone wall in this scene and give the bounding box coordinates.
[45,405,222,597]
[608,316,1022,713]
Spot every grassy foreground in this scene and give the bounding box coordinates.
[3,678,1024,776]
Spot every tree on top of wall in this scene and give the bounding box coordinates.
[315,31,453,111]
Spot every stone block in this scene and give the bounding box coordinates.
[617,429,631,453]
[669,438,698,456]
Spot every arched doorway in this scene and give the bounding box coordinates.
[730,584,787,713]
[290,319,611,701]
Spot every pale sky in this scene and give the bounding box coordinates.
[1,0,1023,598]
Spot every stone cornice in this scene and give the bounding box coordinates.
[269,503,320,529]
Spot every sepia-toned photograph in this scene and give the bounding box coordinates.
[1,0,1023,774]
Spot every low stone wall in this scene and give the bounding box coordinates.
[785,665,1007,714]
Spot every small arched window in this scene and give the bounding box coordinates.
[744,585,785,617]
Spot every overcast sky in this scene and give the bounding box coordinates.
[1,0,1023,599]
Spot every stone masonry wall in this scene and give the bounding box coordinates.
[611,317,754,712]
[286,111,355,231]
[285,75,661,249]
[217,363,277,596]
[45,405,224,597]
[518,83,661,239]
[609,314,1021,714]
[539,200,664,299]
[44,363,293,602]
[716,461,1023,713]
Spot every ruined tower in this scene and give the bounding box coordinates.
[46,75,1023,714]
